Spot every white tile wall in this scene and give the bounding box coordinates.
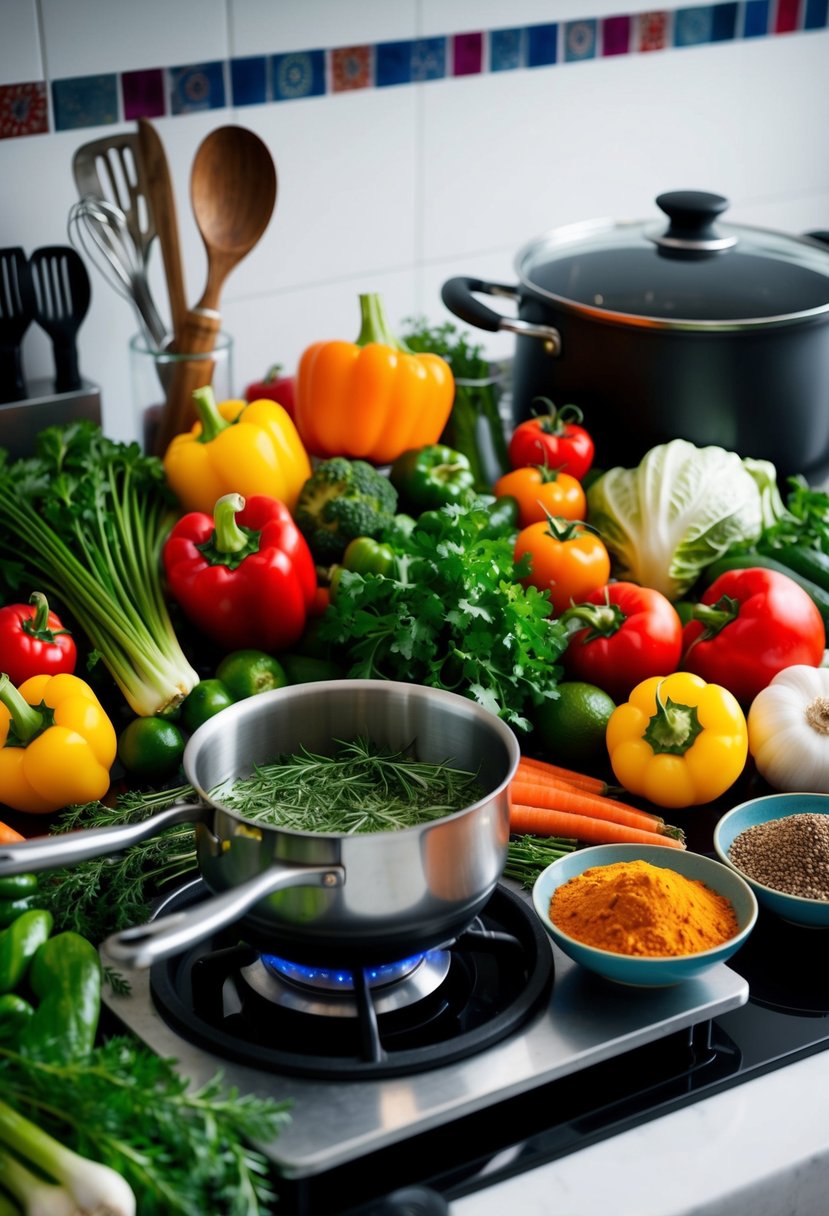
[0,1,827,446]
[0,0,42,85]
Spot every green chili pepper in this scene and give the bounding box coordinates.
[20,931,101,1064]
[0,909,53,994]
[0,875,38,901]
[0,993,34,1041]
[0,896,39,928]
[389,444,476,511]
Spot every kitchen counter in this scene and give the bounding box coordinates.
[451,1042,829,1216]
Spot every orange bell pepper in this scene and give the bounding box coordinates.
[293,293,455,465]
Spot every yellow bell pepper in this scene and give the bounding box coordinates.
[0,672,117,814]
[294,292,455,466]
[163,387,312,516]
[605,671,748,809]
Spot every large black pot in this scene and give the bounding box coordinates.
[442,191,829,482]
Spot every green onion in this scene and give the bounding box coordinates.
[504,834,578,888]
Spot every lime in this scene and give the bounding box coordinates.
[117,716,186,780]
[181,679,235,733]
[532,681,616,769]
[215,649,288,701]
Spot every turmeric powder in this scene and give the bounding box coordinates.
[549,859,738,957]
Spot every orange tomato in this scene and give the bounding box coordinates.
[494,466,586,528]
[515,517,611,615]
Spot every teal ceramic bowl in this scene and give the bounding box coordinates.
[531,843,758,987]
[714,792,829,927]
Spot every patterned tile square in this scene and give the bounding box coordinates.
[411,37,446,81]
[490,28,525,72]
[122,68,165,120]
[0,82,48,140]
[452,32,483,76]
[774,0,802,30]
[376,40,413,87]
[675,6,714,46]
[743,0,770,35]
[638,11,671,51]
[272,50,326,101]
[527,23,558,68]
[602,15,631,55]
[168,61,226,114]
[711,3,739,39]
[804,0,829,27]
[564,19,598,61]
[52,73,118,131]
[230,56,269,106]
[331,46,373,92]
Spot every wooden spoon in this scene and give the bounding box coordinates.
[153,126,277,455]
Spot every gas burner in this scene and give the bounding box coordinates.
[243,949,453,1017]
[728,905,829,1017]
[149,879,554,1079]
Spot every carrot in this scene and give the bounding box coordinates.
[509,803,686,849]
[510,779,669,836]
[516,755,616,797]
[0,822,24,844]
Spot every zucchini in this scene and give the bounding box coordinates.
[764,544,829,593]
[701,553,829,628]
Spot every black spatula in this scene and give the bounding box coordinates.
[0,247,36,403]
[29,246,91,393]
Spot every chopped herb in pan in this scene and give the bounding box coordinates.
[212,736,485,833]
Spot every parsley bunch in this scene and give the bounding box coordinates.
[319,501,568,731]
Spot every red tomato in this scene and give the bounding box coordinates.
[515,517,610,616]
[245,365,296,416]
[508,400,594,480]
[681,567,826,704]
[561,582,684,702]
[494,465,586,527]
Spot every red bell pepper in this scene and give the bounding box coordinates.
[162,494,317,652]
[245,365,296,417]
[508,400,594,480]
[0,591,77,686]
[681,567,826,704]
[559,581,683,702]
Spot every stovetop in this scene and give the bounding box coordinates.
[98,875,766,1213]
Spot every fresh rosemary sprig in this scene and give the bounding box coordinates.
[214,736,485,833]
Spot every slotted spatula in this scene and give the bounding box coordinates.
[72,132,156,270]
[29,246,91,393]
[0,247,36,403]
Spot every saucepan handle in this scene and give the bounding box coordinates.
[102,861,346,969]
[441,276,562,354]
[0,802,212,876]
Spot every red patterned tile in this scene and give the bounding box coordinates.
[0,82,48,140]
[637,10,670,50]
[331,45,372,92]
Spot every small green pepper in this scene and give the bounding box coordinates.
[20,932,101,1064]
[389,444,476,511]
[0,909,53,994]
[0,896,39,928]
[0,875,38,901]
[0,993,34,1041]
[342,536,395,575]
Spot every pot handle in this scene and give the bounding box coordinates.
[101,861,345,969]
[0,801,212,876]
[441,277,562,354]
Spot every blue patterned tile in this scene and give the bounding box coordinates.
[376,40,412,87]
[804,0,829,27]
[564,19,597,61]
[527,23,558,67]
[411,37,446,81]
[712,2,739,38]
[272,50,326,101]
[231,56,268,106]
[490,28,525,72]
[675,6,714,46]
[52,74,118,130]
[169,62,226,114]
[743,0,771,35]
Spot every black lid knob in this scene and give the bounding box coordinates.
[654,190,737,254]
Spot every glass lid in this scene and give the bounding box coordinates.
[516,192,829,328]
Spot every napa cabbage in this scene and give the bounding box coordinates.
[585,439,785,600]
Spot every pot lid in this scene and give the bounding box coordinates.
[516,191,829,329]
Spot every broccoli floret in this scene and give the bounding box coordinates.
[294,457,398,563]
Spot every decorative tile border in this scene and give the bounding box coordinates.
[1,0,826,140]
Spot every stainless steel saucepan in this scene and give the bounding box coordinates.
[0,681,519,970]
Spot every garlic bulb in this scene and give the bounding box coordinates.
[748,665,829,793]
